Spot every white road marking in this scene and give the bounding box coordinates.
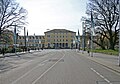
[11,59,48,84]
[90,68,112,84]
[32,54,65,84]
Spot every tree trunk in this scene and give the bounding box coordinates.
[109,39,115,50]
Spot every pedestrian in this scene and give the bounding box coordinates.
[28,48,30,53]
[2,48,5,56]
[87,50,90,56]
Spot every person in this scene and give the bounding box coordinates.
[0,48,1,54]
[2,48,5,56]
[87,50,90,56]
[28,48,30,53]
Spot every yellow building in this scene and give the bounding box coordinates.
[44,29,76,49]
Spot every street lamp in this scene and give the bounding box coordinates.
[90,11,94,57]
[118,0,120,66]
[82,22,86,51]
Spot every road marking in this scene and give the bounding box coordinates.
[90,68,112,84]
[11,59,48,84]
[32,54,65,84]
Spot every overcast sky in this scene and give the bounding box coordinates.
[16,0,88,35]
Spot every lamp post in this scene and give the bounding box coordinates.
[82,22,86,51]
[90,11,94,57]
[118,0,120,66]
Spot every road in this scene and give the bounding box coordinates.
[0,49,120,84]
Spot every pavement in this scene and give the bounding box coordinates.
[0,52,26,58]
[78,50,120,74]
[0,49,120,84]
[0,50,41,58]
[1,49,120,74]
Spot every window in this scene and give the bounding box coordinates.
[47,35,50,37]
[47,39,50,42]
[66,43,68,47]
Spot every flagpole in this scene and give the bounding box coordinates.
[14,25,17,54]
[34,33,36,50]
[78,29,80,51]
[24,27,26,51]
[26,30,28,52]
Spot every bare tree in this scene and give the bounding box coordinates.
[86,0,119,50]
[0,0,27,37]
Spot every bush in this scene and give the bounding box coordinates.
[1,48,23,53]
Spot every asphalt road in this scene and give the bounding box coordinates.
[0,49,120,84]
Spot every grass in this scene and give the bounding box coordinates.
[90,49,119,56]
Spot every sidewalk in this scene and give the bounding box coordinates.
[0,50,39,58]
[0,52,26,58]
[79,51,120,74]
[0,49,51,58]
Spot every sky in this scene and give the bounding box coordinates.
[16,0,88,35]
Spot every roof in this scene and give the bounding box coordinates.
[44,29,76,33]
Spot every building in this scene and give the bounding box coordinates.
[44,29,76,49]
[17,35,45,50]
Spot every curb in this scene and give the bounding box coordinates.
[88,57,120,74]
[78,52,120,74]
[0,52,29,58]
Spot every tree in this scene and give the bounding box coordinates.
[0,0,27,37]
[86,0,119,50]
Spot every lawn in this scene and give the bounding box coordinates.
[91,49,119,56]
